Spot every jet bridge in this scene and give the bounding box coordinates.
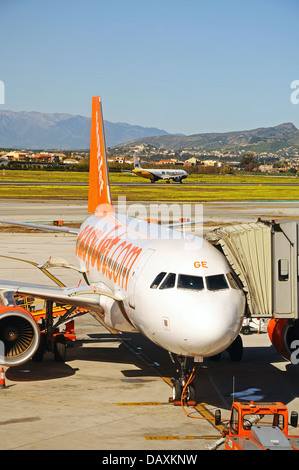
[205,220,299,320]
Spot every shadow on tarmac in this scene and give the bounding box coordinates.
[5,330,299,414]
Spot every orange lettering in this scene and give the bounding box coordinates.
[76,222,143,290]
[112,241,127,284]
[194,261,208,268]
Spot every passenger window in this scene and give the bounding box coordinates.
[278,259,289,282]
[150,272,167,289]
[206,274,229,291]
[177,274,204,291]
[159,273,176,289]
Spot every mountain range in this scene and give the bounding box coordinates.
[0,110,171,149]
[0,109,299,153]
[119,122,299,153]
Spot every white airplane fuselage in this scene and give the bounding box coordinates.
[132,156,188,183]
[75,210,245,359]
[133,168,188,183]
[0,95,244,374]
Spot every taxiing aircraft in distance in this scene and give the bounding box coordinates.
[129,155,188,184]
[0,96,246,401]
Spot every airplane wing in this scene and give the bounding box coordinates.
[121,170,136,175]
[0,219,79,234]
[0,251,121,313]
[0,218,122,366]
[0,279,121,313]
[0,275,123,366]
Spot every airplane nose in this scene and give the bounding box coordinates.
[178,292,244,357]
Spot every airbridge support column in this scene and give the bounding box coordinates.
[205,221,299,320]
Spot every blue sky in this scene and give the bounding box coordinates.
[1,0,299,135]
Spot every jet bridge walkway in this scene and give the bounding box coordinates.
[205,220,299,320]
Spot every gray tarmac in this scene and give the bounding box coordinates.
[1,198,299,226]
[0,199,299,451]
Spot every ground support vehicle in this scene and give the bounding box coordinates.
[213,401,299,450]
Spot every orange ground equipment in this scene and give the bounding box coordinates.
[15,295,87,363]
[213,401,299,450]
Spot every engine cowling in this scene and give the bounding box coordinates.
[100,296,137,332]
[0,306,40,366]
[268,318,299,361]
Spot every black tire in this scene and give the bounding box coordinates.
[241,325,251,335]
[172,381,182,401]
[186,382,196,402]
[54,334,66,362]
[228,335,243,361]
[32,334,45,362]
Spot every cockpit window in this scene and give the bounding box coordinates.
[206,274,229,291]
[150,272,167,289]
[159,273,176,289]
[177,274,204,291]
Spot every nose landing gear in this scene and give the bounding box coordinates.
[169,355,198,406]
[168,336,243,406]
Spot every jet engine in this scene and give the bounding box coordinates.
[268,318,299,361]
[0,306,40,366]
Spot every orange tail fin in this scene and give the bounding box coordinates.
[88,96,113,213]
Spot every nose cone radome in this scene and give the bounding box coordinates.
[176,292,244,357]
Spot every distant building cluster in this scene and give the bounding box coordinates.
[0,150,86,165]
[108,154,223,167]
[108,143,299,174]
[2,143,299,174]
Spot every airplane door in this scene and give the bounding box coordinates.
[128,248,155,308]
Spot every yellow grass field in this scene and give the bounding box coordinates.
[0,169,298,201]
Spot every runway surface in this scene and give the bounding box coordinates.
[0,199,299,451]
